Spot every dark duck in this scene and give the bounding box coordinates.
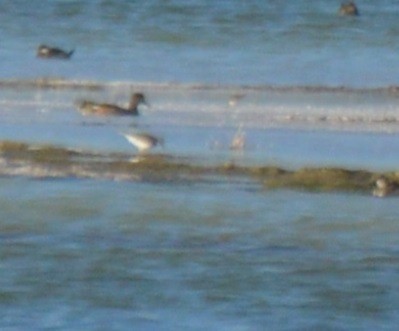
[78,93,148,117]
[37,44,74,59]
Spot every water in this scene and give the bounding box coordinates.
[1,1,399,330]
[2,179,399,330]
[1,0,399,86]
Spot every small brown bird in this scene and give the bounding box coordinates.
[228,93,245,107]
[37,44,74,59]
[339,2,359,16]
[78,93,148,117]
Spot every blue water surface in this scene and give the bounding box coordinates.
[1,2,399,330]
[0,0,398,86]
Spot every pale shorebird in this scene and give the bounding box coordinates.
[339,1,359,16]
[230,127,246,150]
[373,176,397,198]
[37,44,74,59]
[78,93,148,117]
[122,132,164,152]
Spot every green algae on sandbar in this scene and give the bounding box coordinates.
[262,167,376,192]
[0,140,397,194]
[0,141,84,164]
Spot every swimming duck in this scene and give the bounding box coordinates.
[339,2,359,16]
[122,132,164,152]
[78,93,147,116]
[37,44,74,59]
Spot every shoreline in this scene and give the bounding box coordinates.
[1,77,399,95]
[0,140,395,196]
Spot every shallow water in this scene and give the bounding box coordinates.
[1,82,398,330]
[1,178,399,330]
[1,83,399,171]
[2,1,399,330]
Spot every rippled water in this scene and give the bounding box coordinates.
[1,0,399,86]
[1,1,399,330]
[2,178,399,330]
